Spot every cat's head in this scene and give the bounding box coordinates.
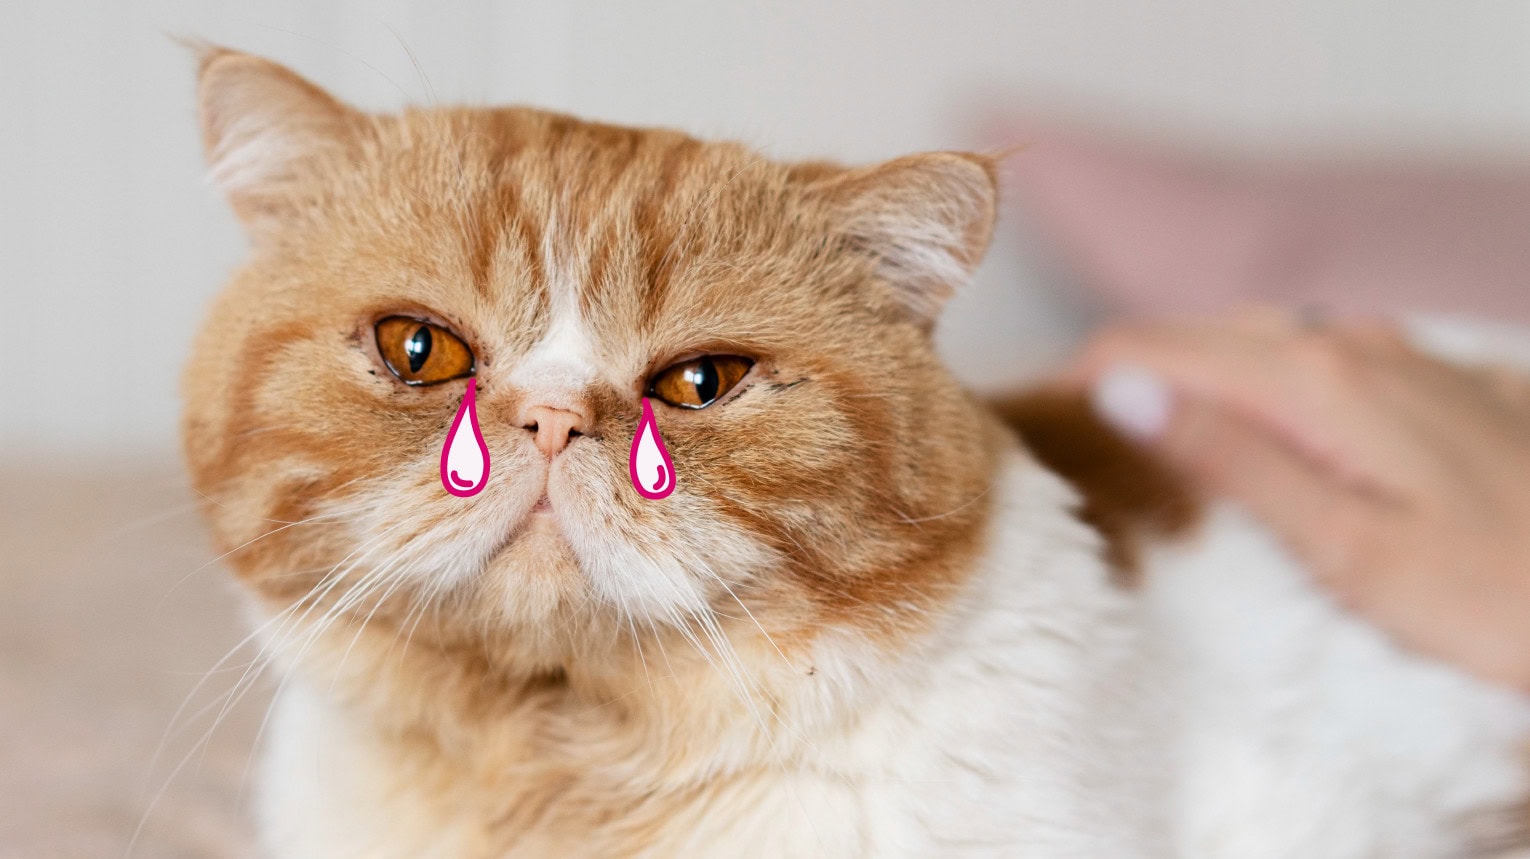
[183,49,1003,673]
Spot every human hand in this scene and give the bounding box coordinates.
[1069,310,1530,692]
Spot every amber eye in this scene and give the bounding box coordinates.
[648,355,753,409]
[375,317,475,386]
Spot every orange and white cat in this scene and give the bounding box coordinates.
[183,49,1530,857]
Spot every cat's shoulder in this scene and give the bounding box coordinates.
[990,389,1202,585]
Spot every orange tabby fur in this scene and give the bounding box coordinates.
[183,49,1028,854]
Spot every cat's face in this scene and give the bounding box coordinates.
[183,50,1001,669]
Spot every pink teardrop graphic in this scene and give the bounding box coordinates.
[629,398,676,499]
[440,378,490,498]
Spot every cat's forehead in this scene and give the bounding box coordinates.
[368,110,837,358]
[202,53,994,382]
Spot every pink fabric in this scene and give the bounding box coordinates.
[993,122,1530,322]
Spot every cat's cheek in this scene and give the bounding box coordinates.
[552,481,782,624]
[325,441,538,589]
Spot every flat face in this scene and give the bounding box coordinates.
[186,56,998,669]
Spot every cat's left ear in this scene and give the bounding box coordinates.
[811,152,999,325]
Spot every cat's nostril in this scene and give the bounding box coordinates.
[519,405,590,458]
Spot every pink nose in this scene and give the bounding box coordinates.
[520,404,589,458]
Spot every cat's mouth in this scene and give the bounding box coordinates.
[481,489,564,565]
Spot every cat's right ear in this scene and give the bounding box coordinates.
[194,47,357,233]
[806,151,999,329]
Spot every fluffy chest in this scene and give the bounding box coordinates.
[260,677,899,858]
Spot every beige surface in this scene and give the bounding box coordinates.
[1,459,263,858]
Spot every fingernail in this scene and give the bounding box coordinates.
[1090,364,1172,441]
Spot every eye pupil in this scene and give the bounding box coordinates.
[405,325,432,373]
[649,354,752,410]
[685,358,720,405]
[375,316,473,386]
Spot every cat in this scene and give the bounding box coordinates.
[182,48,1530,857]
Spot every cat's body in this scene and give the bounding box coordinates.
[1141,505,1530,857]
[254,451,1530,859]
[182,50,1530,857]
[257,447,1164,858]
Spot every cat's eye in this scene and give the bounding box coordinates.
[375,317,475,386]
[648,355,753,409]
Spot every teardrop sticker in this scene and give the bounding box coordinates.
[629,398,676,499]
[440,378,490,498]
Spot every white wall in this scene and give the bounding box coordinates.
[5,0,1530,455]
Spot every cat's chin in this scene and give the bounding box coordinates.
[500,503,566,557]
[480,505,585,626]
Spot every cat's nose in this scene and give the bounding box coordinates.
[519,403,589,458]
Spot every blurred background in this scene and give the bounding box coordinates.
[4,1,1530,855]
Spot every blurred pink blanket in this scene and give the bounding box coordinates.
[995,123,1530,323]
